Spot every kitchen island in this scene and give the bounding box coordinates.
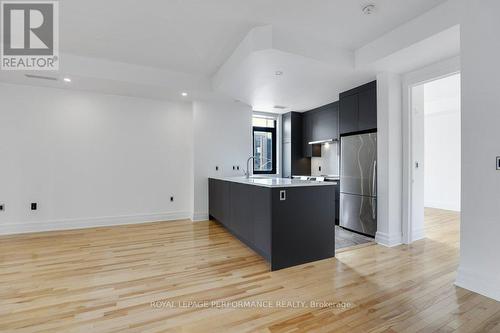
[209,177,336,270]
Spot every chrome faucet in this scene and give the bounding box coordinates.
[245,156,256,178]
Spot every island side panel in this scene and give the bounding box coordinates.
[271,185,335,270]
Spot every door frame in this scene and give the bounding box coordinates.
[401,56,461,244]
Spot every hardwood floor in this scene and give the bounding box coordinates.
[1,208,499,332]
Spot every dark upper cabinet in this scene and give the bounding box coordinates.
[312,103,339,141]
[358,86,377,131]
[282,112,311,177]
[339,80,377,135]
[302,112,316,158]
[302,102,339,157]
[339,94,358,134]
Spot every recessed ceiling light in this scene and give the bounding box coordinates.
[63,77,71,83]
[362,4,376,15]
[273,105,287,110]
[275,71,283,76]
[181,92,188,97]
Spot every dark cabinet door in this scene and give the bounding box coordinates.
[302,112,313,157]
[315,103,339,141]
[303,102,338,157]
[230,183,254,243]
[339,94,359,135]
[209,179,231,227]
[358,87,377,131]
[253,187,272,259]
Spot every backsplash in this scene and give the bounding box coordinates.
[311,142,339,176]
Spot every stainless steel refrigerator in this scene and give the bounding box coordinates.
[340,132,377,237]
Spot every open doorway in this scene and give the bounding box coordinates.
[409,73,461,243]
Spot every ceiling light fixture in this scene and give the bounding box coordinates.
[181,92,188,97]
[63,77,71,83]
[362,4,376,15]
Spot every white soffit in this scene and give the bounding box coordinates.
[355,0,462,73]
[212,26,373,113]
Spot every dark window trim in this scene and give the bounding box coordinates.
[252,122,277,174]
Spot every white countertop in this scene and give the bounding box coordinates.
[211,176,338,188]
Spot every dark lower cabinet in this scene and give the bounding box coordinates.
[334,184,340,225]
[209,178,335,270]
[208,179,230,226]
[209,178,271,261]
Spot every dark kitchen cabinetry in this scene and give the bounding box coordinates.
[208,179,231,227]
[209,178,335,270]
[339,81,377,135]
[282,112,311,178]
[302,102,339,157]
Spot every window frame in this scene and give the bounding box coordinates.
[252,121,277,175]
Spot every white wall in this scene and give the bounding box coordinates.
[311,142,339,177]
[456,0,500,302]
[424,74,461,211]
[376,72,403,247]
[192,100,252,220]
[0,83,193,234]
[410,84,426,242]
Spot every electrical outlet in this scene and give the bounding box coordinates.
[31,203,37,211]
[215,166,219,171]
[170,196,174,202]
[319,166,322,172]
[232,166,235,170]
[0,203,4,211]
[279,190,286,201]
[236,166,240,170]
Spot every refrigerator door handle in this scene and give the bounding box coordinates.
[372,198,377,220]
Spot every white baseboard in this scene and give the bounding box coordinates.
[455,267,500,302]
[375,231,402,247]
[191,212,209,222]
[0,211,191,236]
[424,201,460,212]
[411,227,426,242]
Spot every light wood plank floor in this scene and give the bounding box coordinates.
[1,208,499,332]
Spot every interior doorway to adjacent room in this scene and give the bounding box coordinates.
[408,73,461,242]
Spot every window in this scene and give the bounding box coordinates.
[252,116,276,174]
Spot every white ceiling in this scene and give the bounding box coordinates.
[0,0,455,110]
[60,0,447,75]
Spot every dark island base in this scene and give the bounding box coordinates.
[209,178,335,271]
